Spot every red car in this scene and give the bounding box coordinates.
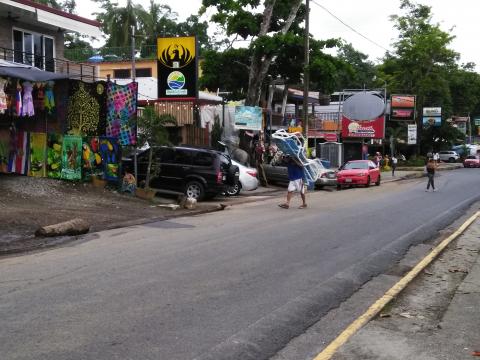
[463,155,480,168]
[336,160,381,190]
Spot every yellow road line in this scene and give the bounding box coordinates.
[313,211,480,360]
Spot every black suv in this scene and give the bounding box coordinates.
[125,146,239,201]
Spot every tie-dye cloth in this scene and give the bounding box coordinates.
[61,135,82,181]
[47,133,63,179]
[29,132,47,177]
[106,82,137,146]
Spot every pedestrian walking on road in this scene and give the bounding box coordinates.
[425,158,437,192]
[279,156,307,209]
[391,155,398,176]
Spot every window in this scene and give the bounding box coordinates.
[12,29,55,70]
[193,152,213,167]
[173,150,193,165]
[135,68,152,77]
[113,69,131,79]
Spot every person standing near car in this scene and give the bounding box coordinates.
[279,156,307,209]
[425,158,437,192]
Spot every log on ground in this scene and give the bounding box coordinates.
[35,218,90,237]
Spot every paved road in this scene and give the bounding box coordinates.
[1,169,479,360]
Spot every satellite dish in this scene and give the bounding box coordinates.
[342,92,385,120]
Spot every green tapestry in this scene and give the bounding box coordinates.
[47,133,63,179]
[82,137,104,181]
[67,82,100,136]
[29,132,47,177]
[61,135,82,181]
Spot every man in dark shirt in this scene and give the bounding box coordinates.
[279,156,307,209]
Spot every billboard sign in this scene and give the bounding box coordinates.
[423,116,442,127]
[407,124,417,145]
[157,36,197,99]
[423,107,441,117]
[234,106,263,131]
[341,115,385,139]
[390,95,416,121]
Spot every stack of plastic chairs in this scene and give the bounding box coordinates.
[272,129,322,187]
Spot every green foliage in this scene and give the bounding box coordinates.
[420,122,466,153]
[137,106,176,147]
[210,115,224,151]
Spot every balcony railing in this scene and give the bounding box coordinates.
[0,47,96,81]
[64,45,157,63]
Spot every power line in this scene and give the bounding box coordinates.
[311,0,390,52]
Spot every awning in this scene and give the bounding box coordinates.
[0,60,70,81]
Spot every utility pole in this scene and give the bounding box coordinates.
[303,0,310,146]
[131,25,138,185]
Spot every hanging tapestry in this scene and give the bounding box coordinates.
[67,81,101,136]
[47,133,63,179]
[0,129,9,173]
[99,137,121,181]
[8,130,29,175]
[61,135,82,181]
[82,137,104,181]
[55,80,69,133]
[106,82,137,146]
[29,132,47,177]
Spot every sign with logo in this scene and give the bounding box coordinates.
[307,130,337,142]
[289,127,303,133]
[157,36,197,99]
[423,107,441,117]
[391,95,415,108]
[341,115,385,139]
[407,124,417,145]
[423,116,442,127]
[390,95,416,121]
[234,106,263,131]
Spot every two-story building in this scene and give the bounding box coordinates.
[0,0,101,79]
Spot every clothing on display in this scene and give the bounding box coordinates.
[44,81,55,114]
[15,83,22,116]
[0,78,7,114]
[22,81,34,117]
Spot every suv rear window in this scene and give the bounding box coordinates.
[193,152,214,166]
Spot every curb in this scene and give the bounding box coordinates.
[313,211,480,360]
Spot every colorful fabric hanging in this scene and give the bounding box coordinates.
[99,136,121,181]
[47,133,63,179]
[15,83,22,116]
[61,135,82,181]
[44,81,55,114]
[0,78,7,114]
[106,82,137,145]
[8,130,29,175]
[29,132,47,177]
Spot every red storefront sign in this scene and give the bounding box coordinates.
[341,115,385,139]
[392,109,414,118]
[307,130,338,142]
[391,95,415,108]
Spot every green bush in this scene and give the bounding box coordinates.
[403,155,426,167]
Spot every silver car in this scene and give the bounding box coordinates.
[263,159,337,188]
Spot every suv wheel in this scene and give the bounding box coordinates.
[185,181,205,201]
[226,182,241,196]
[449,157,455,163]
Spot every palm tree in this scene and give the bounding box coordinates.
[136,106,176,188]
[386,125,407,157]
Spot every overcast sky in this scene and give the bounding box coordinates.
[76,0,478,67]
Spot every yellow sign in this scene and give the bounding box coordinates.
[157,36,196,69]
[288,127,303,133]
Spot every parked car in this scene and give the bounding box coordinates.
[123,146,239,201]
[438,150,459,163]
[463,155,480,168]
[336,160,380,190]
[263,158,337,189]
[226,160,259,196]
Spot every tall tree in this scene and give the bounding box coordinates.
[202,0,303,106]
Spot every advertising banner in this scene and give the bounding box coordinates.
[407,124,417,145]
[341,115,385,139]
[391,95,416,121]
[423,107,441,117]
[234,106,263,131]
[391,95,415,108]
[423,116,442,127]
[475,118,480,126]
[157,36,197,99]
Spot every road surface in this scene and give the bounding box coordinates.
[1,169,478,360]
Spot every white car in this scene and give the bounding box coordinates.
[438,151,459,163]
[226,160,259,195]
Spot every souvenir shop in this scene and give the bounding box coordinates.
[0,64,137,183]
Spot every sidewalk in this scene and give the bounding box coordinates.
[332,217,480,360]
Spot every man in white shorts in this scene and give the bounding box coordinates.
[279,156,307,209]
